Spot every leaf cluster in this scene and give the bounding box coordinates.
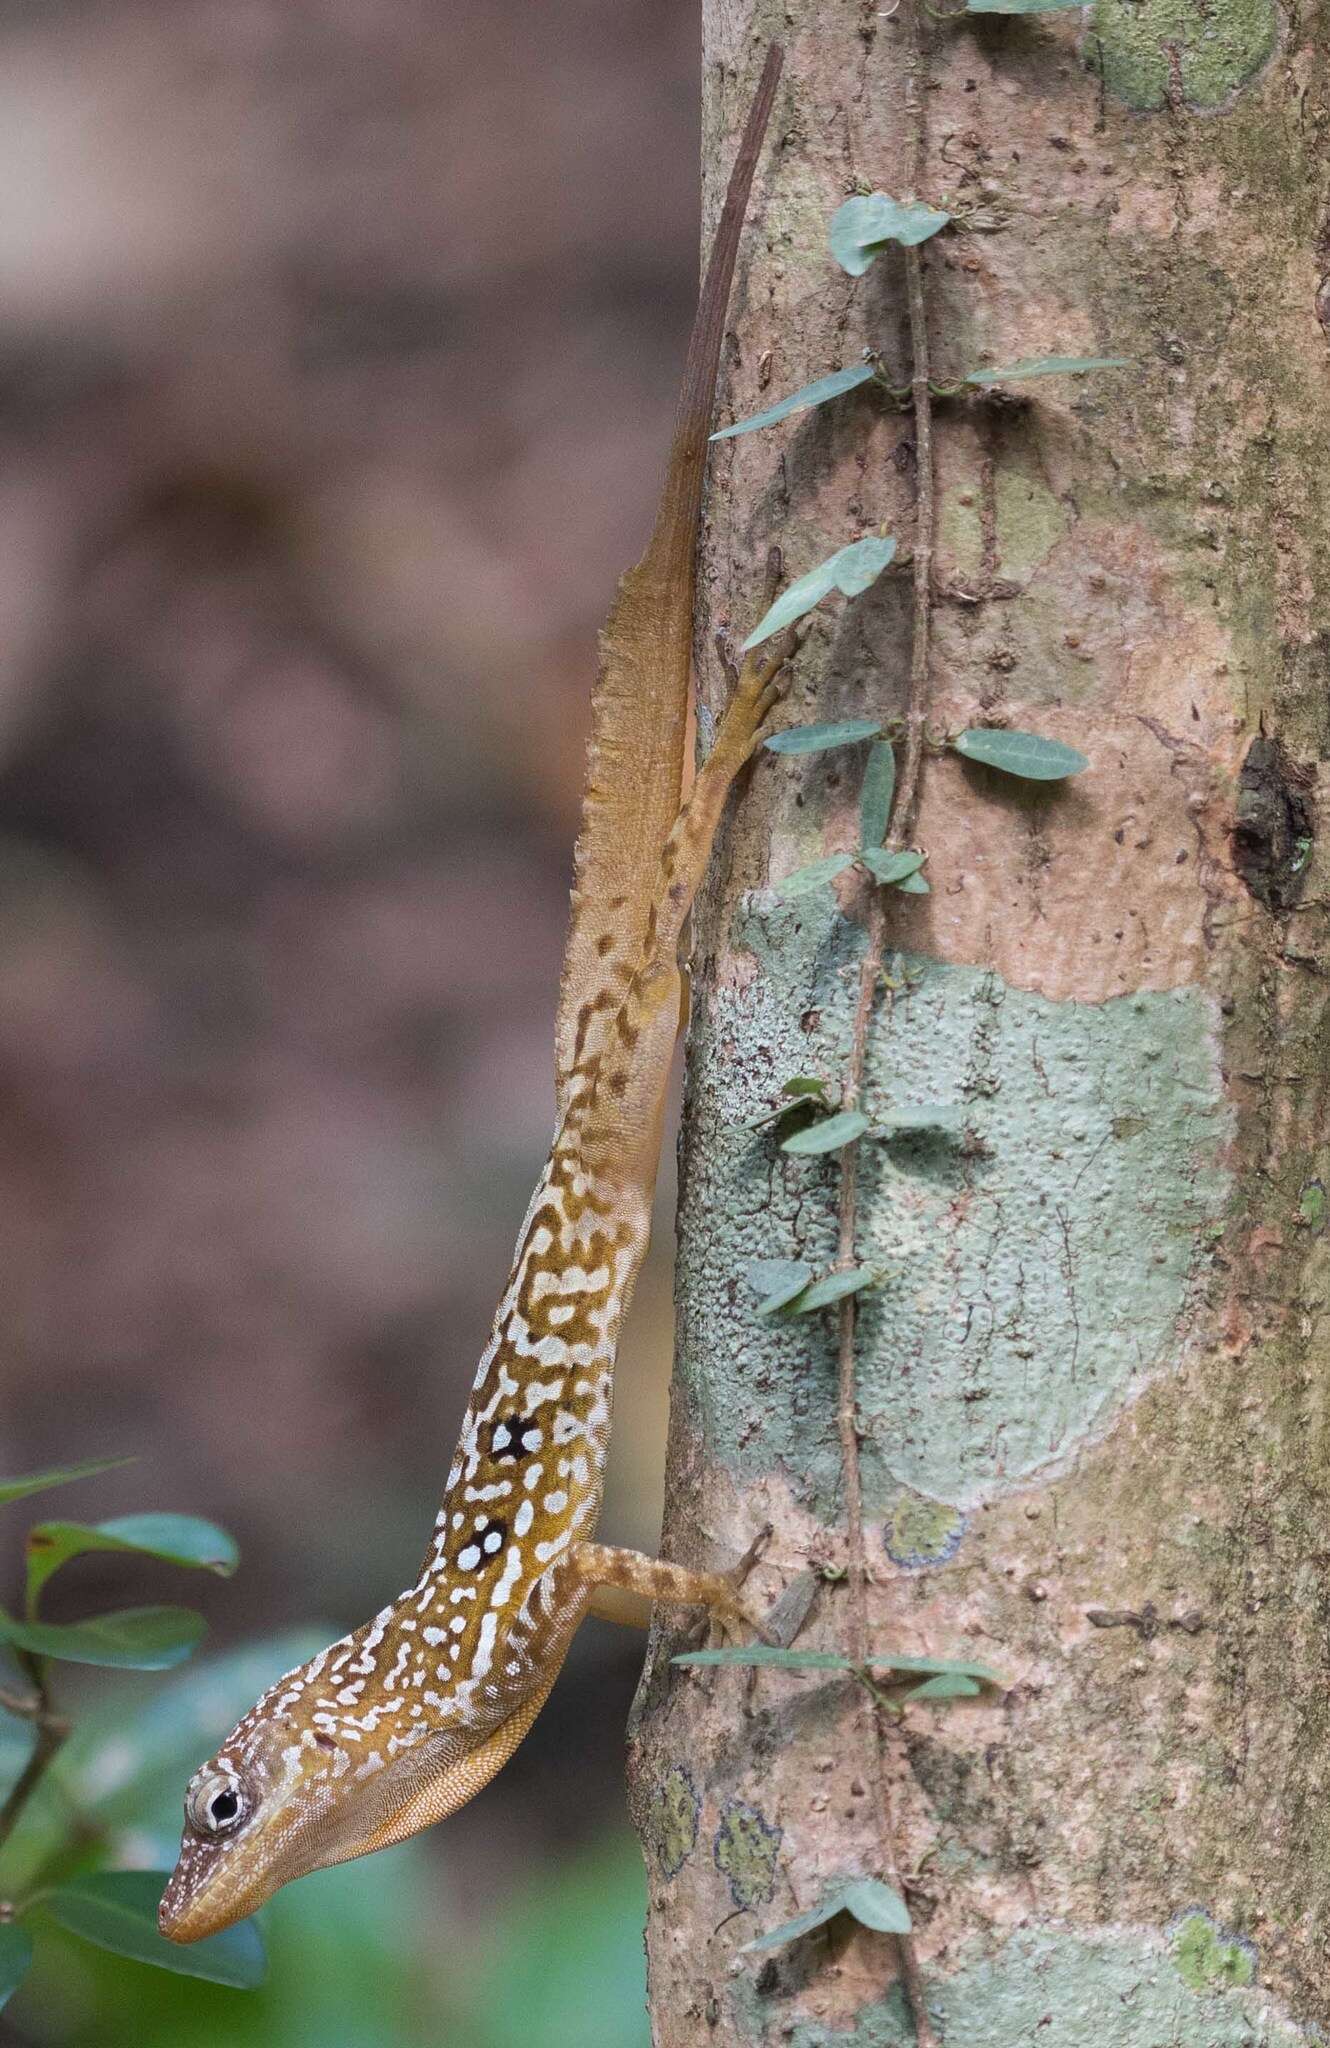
[0,1458,259,2004]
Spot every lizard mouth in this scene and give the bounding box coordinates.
[158,1845,272,1944]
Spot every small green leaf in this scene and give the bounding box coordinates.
[830,195,952,276]
[781,1111,871,1155]
[743,537,897,650]
[790,1266,877,1311]
[966,354,1128,385]
[865,1652,1003,1683]
[743,1876,911,1952]
[764,719,884,755]
[898,872,931,894]
[841,1878,913,1934]
[859,740,897,849]
[860,848,924,887]
[906,1672,983,1699]
[712,365,878,440]
[777,853,857,898]
[878,1104,963,1135]
[0,1457,133,1507]
[673,1646,856,1672]
[747,1259,815,1317]
[782,1075,831,1099]
[0,1606,206,1671]
[46,1871,265,1989]
[0,1925,32,2010]
[953,727,1088,780]
[27,1514,239,1610]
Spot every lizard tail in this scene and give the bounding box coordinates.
[553,44,784,1112]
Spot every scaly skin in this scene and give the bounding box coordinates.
[160,45,785,1943]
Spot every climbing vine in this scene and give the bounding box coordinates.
[673,2,1123,2034]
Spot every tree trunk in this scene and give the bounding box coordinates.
[627,2,1330,2042]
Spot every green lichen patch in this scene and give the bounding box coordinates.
[1087,0,1277,111]
[1170,1910,1258,1991]
[1300,1182,1326,1231]
[734,1926,1305,2046]
[714,1800,782,1910]
[645,1764,700,1879]
[882,1489,966,1569]
[995,462,1067,581]
[679,910,1231,1519]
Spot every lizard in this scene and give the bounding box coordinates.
[159,43,787,1944]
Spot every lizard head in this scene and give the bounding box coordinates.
[158,1619,461,1943]
[159,1607,552,1942]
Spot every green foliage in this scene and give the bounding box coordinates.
[712,365,877,439]
[743,536,897,650]
[781,1110,871,1155]
[0,1606,206,1671]
[0,1458,133,1507]
[966,354,1128,384]
[0,1925,32,2010]
[46,1873,265,1989]
[789,1267,877,1312]
[777,852,857,898]
[859,740,897,848]
[764,718,884,754]
[860,848,924,887]
[747,1258,816,1317]
[829,195,951,275]
[952,726,1088,780]
[26,1514,238,1612]
[744,1874,911,1952]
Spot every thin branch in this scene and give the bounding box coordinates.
[0,1655,66,1858]
[831,4,939,2042]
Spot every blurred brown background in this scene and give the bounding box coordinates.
[0,0,698,1916]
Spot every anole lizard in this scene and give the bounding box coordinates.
[160,43,786,1943]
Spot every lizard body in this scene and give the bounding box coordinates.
[160,44,784,1942]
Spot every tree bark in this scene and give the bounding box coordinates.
[627,2,1330,2042]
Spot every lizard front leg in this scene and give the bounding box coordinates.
[575,1536,774,1643]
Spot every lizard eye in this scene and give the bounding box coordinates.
[186,1770,248,1837]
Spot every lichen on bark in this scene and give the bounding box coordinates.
[629,3,1330,2041]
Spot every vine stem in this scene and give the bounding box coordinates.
[0,1654,66,1858]
[832,4,938,2041]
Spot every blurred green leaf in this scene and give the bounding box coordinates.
[781,1111,871,1155]
[742,1876,914,1953]
[46,1872,264,1989]
[743,537,896,649]
[0,1924,32,2009]
[840,1877,913,1933]
[966,353,1128,381]
[674,1645,855,1671]
[866,1652,1002,1683]
[0,1607,205,1671]
[830,194,951,275]
[860,848,924,887]
[469,1833,650,2048]
[712,364,877,439]
[898,871,931,894]
[790,1267,877,1312]
[747,1259,814,1318]
[764,718,883,754]
[953,727,1088,780]
[27,1515,239,1611]
[906,1673,983,1699]
[776,853,857,899]
[0,1458,133,1507]
[860,740,897,849]
[782,1075,831,1099]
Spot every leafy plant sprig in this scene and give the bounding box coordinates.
[0,1459,261,2008]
